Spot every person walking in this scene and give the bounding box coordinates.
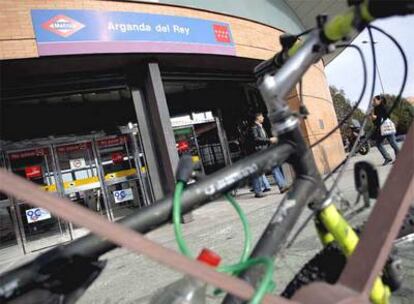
[260,166,288,194]
[371,95,399,165]
[247,112,287,198]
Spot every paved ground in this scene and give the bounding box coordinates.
[1,145,413,303]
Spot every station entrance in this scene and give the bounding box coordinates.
[0,60,279,255]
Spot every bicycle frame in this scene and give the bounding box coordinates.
[1,1,413,303]
[317,205,391,303]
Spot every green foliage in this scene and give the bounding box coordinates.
[329,86,368,139]
[330,87,414,136]
[383,94,414,134]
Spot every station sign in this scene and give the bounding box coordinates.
[97,135,128,148]
[113,188,134,203]
[69,158,87,170]
[171,111,215,127]
[26,207,52,224]
[57,142,91,153]
[111,152,124,164]
[31,9,235,56]
[25,165,43,179]
[9,148,49,161]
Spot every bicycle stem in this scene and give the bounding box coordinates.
[257,32,323,135]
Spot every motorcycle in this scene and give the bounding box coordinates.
[344,119,370,155]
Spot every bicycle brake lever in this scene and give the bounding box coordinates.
[254,34,299,78]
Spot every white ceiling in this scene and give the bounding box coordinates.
[285,0,349,30]
[284,0,353,63]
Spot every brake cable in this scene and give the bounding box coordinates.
[326,25,378,197]
[325,24,409,185]
[310,44,368,149]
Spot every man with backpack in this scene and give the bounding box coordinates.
[245,112,288,198]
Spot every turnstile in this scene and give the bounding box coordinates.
[6,147,72,253]
[96,133,152,221]
[3,132,153,254]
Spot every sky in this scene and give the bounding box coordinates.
[325,15,414,111]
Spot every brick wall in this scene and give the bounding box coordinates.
[301,63,345,172]
[0,0,345,172]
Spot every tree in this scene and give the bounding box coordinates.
[329,86,368,140]
[383,94,414,134]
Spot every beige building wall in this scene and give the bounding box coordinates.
[301,64,346,173]
[0,0,345,173]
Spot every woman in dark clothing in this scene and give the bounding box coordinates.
[371,95,399,165]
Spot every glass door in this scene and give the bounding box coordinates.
[6,147,72,253]
[53,141,112,238]
[96,133,151,221]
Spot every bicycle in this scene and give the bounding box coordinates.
[0,1,414,303]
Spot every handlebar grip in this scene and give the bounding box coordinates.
[368,0,414,18]
[254,52,286,78]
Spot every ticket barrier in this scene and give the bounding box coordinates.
[96,134,151,221]
[3,133,152,253]
[53,140,110,238]
[6,147,72,253]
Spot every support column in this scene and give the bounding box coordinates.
[131,63,178,200]
[215,110,232,166]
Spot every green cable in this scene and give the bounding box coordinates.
[246,257,275,304]
[213,257,275,304]
[173,181,192,257]
[173,181,252,264]
[172,181,275,303]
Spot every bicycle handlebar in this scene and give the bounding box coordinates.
[255,0,414,78]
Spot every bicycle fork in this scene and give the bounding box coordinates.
[315,203,391,304]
